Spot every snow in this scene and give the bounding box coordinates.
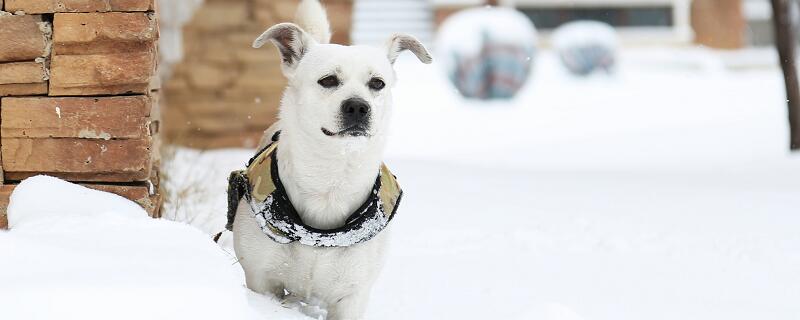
[377,48,800,319]
[552,20,618,53]
[2,45,799,320]
[435,6,538,73]
[551,21,618,75]
[0,176,305,320]
[436,6,538,52]
[167,47,800,319]
[248,192,392,247]
[5,176,144,229]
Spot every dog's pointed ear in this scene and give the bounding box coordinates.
[385,34,432,65]
[253,23,316,75]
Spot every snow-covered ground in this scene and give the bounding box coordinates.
[0,176,306,320]
[376,48,800,320]
[2,47,799,319]
[163,47,800,319]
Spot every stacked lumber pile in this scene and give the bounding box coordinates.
[162,0,353,149]
[0,0,162,228]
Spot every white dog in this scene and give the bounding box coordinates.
[226,1,431,319]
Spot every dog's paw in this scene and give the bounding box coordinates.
[281,294,328,319]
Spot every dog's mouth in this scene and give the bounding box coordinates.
[321,126,369,137]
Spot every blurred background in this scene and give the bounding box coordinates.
[155,1,800,319]
[157,0,792,148]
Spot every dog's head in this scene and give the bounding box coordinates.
[253,22,431,145]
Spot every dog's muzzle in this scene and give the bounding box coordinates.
[338,98,370,136]
[321,98,372,137]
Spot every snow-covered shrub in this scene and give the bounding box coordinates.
[436,7,538,100]
[552,20,619,76]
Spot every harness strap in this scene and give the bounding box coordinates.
[225,170,250,231]
[219,137,402,247]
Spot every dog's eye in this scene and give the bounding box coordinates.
[318,75,340,88]
[368,78,385,91]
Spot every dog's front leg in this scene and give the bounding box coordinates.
[244,270,286,300]
[326,291,370,320]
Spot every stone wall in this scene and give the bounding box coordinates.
[162,0,353,149]
[0,0,162,228]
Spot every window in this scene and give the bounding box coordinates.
[519,7,673,29]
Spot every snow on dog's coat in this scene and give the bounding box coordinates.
[232,1,431,319]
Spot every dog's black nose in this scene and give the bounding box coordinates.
[341,98,371,126]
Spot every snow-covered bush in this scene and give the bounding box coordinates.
[436,7,538,100]
[552,20,619,76]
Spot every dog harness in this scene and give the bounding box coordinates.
[225,139,402,247]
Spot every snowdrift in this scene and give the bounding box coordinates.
[0,176,306,320]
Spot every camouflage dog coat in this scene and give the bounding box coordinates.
[226,140,402,247]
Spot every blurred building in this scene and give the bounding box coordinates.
[159,0,353,149]
[744,0,775,46]
[426,0,756,49]
[352,0,435,45]
[155,0,772,150]
[742,0,800,46]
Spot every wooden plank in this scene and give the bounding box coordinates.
[1,138,153,182]
[1,96,151,139]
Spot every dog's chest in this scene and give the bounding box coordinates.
[233,199,389,299]
[289,181,373,230]
[280,233,388,297]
